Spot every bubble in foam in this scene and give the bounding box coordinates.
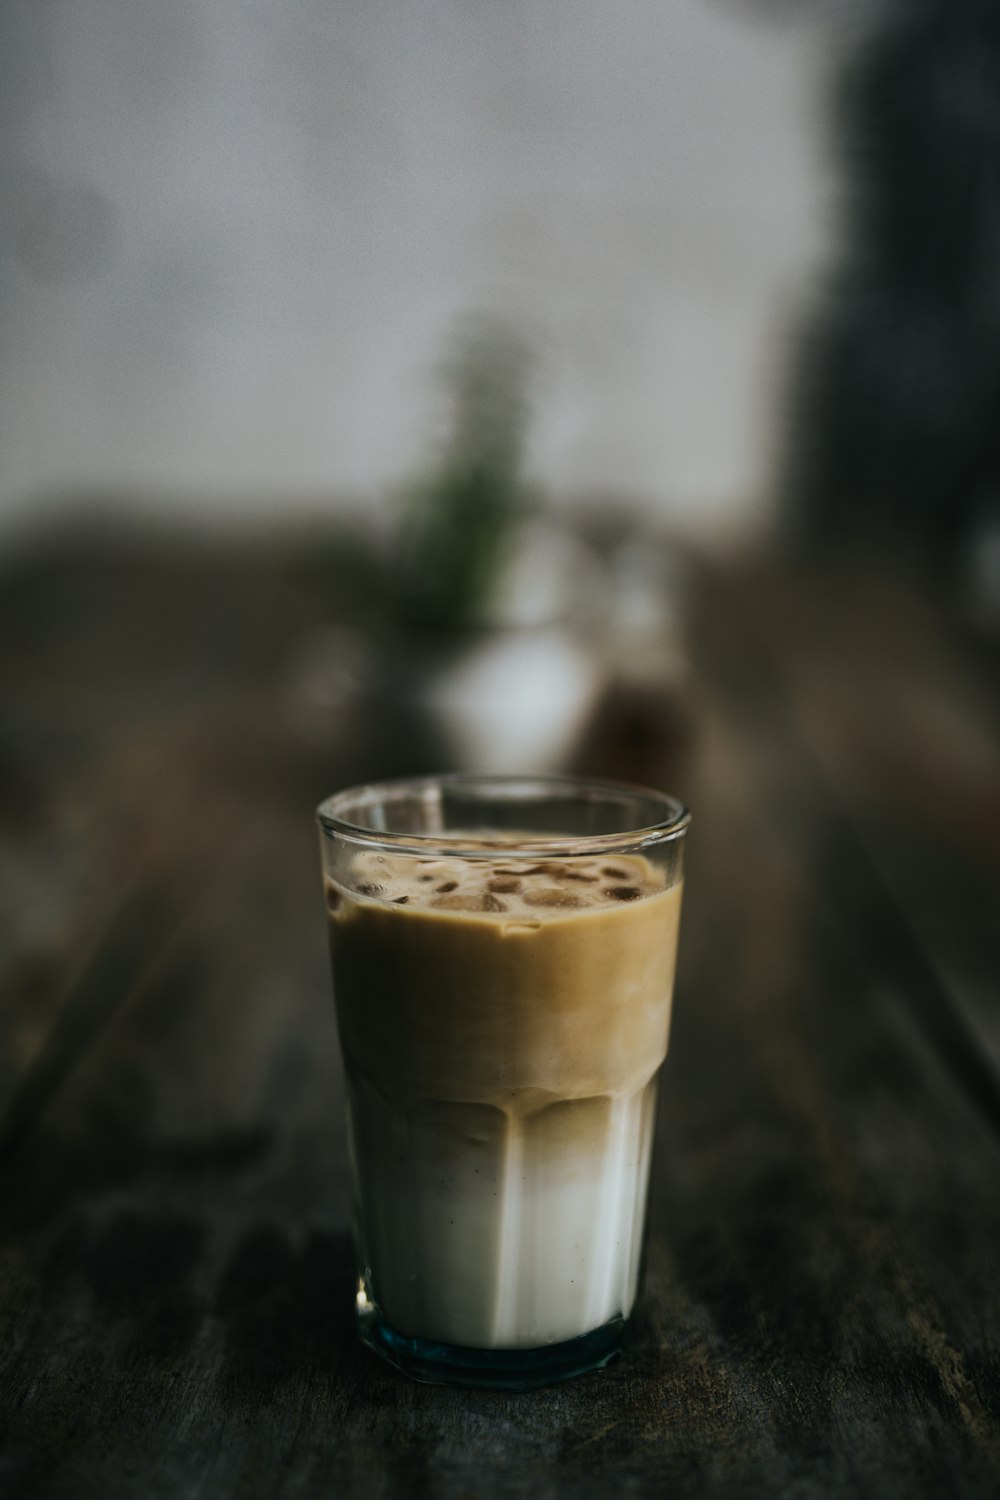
[523,888,583,909]
[432,892,507,913]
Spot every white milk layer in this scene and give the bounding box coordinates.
[349,1074,660,1349]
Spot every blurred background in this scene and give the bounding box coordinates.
[3,0,829,541]
[5,10,1000,1484]
[2,0,1000,1162]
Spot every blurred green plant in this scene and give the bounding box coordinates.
[389,321,532,634]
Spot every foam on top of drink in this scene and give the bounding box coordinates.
[327,841,667,924]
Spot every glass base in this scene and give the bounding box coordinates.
[356,1291,627,1390]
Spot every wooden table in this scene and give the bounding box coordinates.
[2,529,999,1497]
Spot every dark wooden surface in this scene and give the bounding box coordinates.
[1,530,999,1498]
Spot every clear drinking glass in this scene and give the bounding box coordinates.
[317,774,689,1389]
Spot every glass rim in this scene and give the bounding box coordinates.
[316,773,690,858]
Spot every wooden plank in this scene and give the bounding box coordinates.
[686,562,1000,1133]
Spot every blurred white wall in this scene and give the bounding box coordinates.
[0,0,836,543]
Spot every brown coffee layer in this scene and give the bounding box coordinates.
[327,848,683,1110]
